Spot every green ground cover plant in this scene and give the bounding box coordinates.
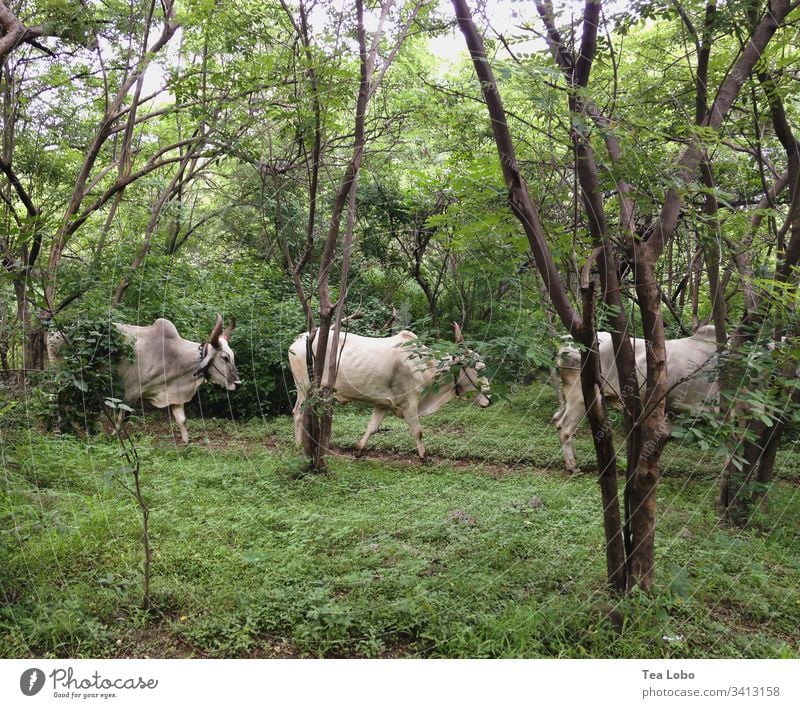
[2,385,798,658]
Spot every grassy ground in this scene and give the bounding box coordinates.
[1,384,799,658]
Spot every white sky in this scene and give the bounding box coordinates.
[139,1,633,95]
[427,0,632,66]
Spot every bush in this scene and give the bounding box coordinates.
[47,317,132,435]
[0,377,51,442]
[191,282,308,419]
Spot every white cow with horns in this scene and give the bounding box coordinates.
[288,323,492,461]
[553,325,718,473]
[48,315,241,443]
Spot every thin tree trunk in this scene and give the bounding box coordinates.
[579,254,626,591]
[627,252,670,591]
[721,52,800,524]
[300,0,423,472]
[304,0,372,472]
[690,246,702,330]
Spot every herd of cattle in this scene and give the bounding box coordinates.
[48,315,725,468]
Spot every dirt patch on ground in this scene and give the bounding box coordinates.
[133,414,548,478]
[114,627,200,659]
[115,626,299,659]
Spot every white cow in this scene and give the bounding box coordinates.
[553,325,718,473]
[288,325,491,461]
[49,315,240,442]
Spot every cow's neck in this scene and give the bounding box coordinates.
[418,369,458,417]
[188,339,210,381]
[165,337,206,383]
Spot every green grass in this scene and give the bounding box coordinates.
[1,384,799,658]
[257,383,800,482]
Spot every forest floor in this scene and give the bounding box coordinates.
[2,384,800,658]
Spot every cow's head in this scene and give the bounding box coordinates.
[452,323,492,408]
[196,314,241,391]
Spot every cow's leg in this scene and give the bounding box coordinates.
[292,389,306,445]
[554,368,583,474]
[170,403,189,444]
[355,408,387,458]
[402,404,426,462]
[555,401,581,474]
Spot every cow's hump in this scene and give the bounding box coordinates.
[151,318,180,339]
[691,325,716,343]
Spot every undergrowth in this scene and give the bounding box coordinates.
[1,385,799,658]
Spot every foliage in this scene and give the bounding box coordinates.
[2,385,799,658]
[46,317,133,435]
[190,264,308,419]
[1,0,800,653]
[0,375,53,440]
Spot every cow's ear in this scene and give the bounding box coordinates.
[209,313,223,347]
[453,322,464,344]
[222,316,236,340]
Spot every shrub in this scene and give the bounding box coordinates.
[47,317,132,434]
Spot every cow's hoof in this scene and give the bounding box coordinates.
[565,466,579,476]
[419,456,431,466]
[353,449,364,460]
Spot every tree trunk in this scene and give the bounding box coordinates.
[298,0,424,472]
[14,280,45,374]
[301,328,334,474]
[579,261,626,592]
[627,253,669,592]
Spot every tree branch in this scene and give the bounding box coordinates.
[452,0,581,336]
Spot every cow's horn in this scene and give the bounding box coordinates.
[209,313,223,347]
[453,322,464,344]
[222,316,236,339]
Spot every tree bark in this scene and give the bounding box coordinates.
[579,253,626,592]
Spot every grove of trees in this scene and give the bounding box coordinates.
[2,0,799,600]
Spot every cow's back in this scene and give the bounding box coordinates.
[662,328,718,412]
[558,329,716,411]
[336,331,425,405]
[115,318,178,388]
[288,329,429,409]
[613,329,716,411]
